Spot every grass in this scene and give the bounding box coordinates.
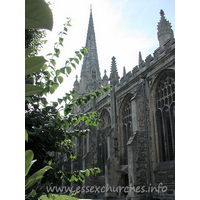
[39,193,78,200]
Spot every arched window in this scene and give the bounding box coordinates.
[155,71,175,161]
[122,99,132,165]
[98,109,110,175]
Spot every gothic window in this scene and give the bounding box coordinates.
[122,99,132,165]
[98,109,110,175]
[155,71,175,162]
[79,123,88,157]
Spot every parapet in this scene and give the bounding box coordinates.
[115,38,175,92]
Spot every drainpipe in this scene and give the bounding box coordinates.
[141,75,151,200]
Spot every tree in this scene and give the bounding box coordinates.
[25,0,112,199]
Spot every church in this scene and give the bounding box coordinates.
[71,7,175,200]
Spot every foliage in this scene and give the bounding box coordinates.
[39,194,78,200]
[25,0,112,199]
[25,140,52,199]
[25,29,47,53]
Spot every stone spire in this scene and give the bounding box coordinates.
[109,56,119,86]
[80,5,101,94]
[157,9,174,48]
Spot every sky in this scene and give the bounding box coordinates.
[40,0,175,102]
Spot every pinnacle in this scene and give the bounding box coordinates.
[110,56,119,85]
[157,9,174,48]
[103,69,109,80]
[123,66,126,76]
[139,51,143,65]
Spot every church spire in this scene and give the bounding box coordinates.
[157,9,174,48]
[80,6,101,94]
[109,56,119,86]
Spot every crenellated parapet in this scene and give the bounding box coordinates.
[115,37,175,93]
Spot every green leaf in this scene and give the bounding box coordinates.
[60,67,65,74]
[74,58,79,64]
[65,122,69,129]
[50,59,56,66]
[54,76,57,83]
[25,0,53,30]
[41,64,47,70]
[66,66,72,74]
[77,53,82,60]
[52,83,59,90]
[46,71,51,78]
[25,130,28,142]
[25,84,43,96]
[41,98,48,106]
[59,37,64,45]
[25,56,46,76]
[54,48,60,57]
[25,48,33,59]
[64,27,68,32]
[89,168,94,175]
[109,85,113,90]
[58,98,63,104]
[48,160,52,165]
[25,150,34,176]
[52,102,58,107]
[56,70,60,76]
[25,166,52,190]
[71,63,76,69]
[46,53,53,56]
[49,87,55,94]
[58,76,63,84]
[65,60,69,65]
[85,169,90,177]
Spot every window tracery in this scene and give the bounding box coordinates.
[122,98,132,165]
[98,109,110,175]
[155,71,175,161]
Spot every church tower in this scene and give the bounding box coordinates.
[79,6,101,94]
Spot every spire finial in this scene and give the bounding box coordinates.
[160,9,165,17]
[75,75,78,80]
[104,69,107,75]
[90,4,92,12]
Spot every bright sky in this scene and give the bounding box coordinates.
[40,0,175,102]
